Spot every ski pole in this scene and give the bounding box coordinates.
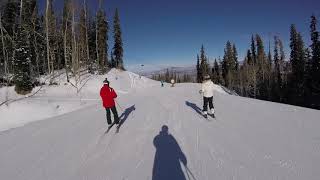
[184,165,197,180]
[115,100,123,112]
[184,165,191,180]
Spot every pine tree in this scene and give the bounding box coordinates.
[96,9,108,74]
[196,54,202,83]
[88,17,96,73]
[212,59,220,84]
[28,0,43,77]
[110,50,115,68]
[79,2,89,70]
[256,34,268,99]
[251,35,257,64]
[13,0,34,94]
[13,25,33,94]
[246,49,253,65]
[113,8,124,70]
[273,36,282,102]
[199,45,209,82]
[2,0,19,73]
[2,0,19,36]
[304,47,312,104]
[289,24,306,105]
[233,44,239,71]
[222,41,236,88]
[309,15,320,108]
[165,68,169,82]
[232,44,239,91]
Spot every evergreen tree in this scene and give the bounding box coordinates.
[113,8,124,70]
[79,3,89,69]
[309,15,320,108]
[233,44,239,71]
[251,35,257,64]
[88,17,96,73]
[244,49,256,97]
[289,24,306,105]
[165,68,169,82]
[256,34,268,99]
[13,0,35,94]
[222,41,236,88]
[2,0,19,72]
[196,54,201,83]
[110,50,115,68]
[96,9,108,74]
[246,49,253,65]
[304,47,312,103]
[232,44,240,91]
[278,37,286,101]
[13,25,32,94]
[2,0,19,36]
[200,45,209,78]
[273,36,282,102]
[28,0,44,76]
[212,59,220,84]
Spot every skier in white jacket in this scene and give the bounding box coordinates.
[199,75,215,118]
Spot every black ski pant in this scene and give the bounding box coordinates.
[105,106,119,125]
[203,96,214,112]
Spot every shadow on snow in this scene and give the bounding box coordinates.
[185,101,203,116]
[117,105,136,130]
[152,125,194,180]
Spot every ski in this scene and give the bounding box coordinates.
[115,125,120,133]
[203,113,215,120]
[208,114,215,118]
[105,122,117,134]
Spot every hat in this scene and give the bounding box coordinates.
[103,78,109,84]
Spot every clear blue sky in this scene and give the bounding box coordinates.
[39,0,320,70]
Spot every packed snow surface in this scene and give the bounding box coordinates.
[0,69,319,180]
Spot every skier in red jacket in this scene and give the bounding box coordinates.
[100,78,119,125]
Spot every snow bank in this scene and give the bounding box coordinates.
[0,69,157,132]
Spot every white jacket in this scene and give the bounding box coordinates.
[201,80,214,97]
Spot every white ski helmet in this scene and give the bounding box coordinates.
[204,74,211,80]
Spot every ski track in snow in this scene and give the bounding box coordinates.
[0,70,320,180]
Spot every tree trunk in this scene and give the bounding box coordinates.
[45,0,51,74]
[84,0,90,70]
[19,0,23,24]
[64,17,69,82]
[0,12,8,84]
[95,12,99,72]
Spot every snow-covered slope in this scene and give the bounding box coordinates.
[0,69,158,132]
[0,69,319,180]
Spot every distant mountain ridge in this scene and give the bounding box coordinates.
[141,65,196,77]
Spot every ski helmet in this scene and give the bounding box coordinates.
[103,78,109,84]
[204,74,211,80]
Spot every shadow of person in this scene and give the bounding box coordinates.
[117,105,135,130]
[185,101,203,116]
[152,125,187,180]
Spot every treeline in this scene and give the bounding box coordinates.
[197,15,320,109]
[0,0,124,94]
[151,69,193,83]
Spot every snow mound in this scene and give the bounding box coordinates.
[0,69,157,132]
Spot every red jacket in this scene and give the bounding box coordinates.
[100,84,117,108]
